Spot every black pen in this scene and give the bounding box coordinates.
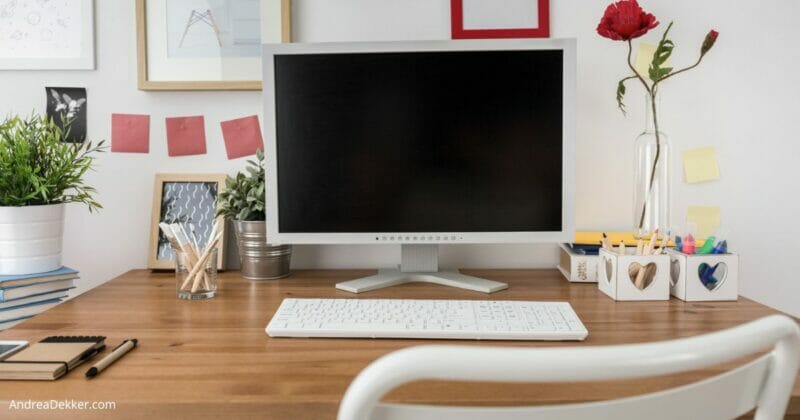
[85,339,138,378]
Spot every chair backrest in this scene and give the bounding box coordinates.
[338,315,800,420]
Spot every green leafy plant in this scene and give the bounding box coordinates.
[0,114,106,211]
[217,149,266,221]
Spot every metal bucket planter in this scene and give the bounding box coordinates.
[0,203,65,275]
[234,220,291,280]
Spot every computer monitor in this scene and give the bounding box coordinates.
[263,39,575,293]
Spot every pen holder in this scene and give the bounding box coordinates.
[667,249,739,301]
[598,248,670,301]
[175,249,218,300]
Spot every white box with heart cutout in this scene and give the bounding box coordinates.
[667,249,739,301]
[598,248,670,301]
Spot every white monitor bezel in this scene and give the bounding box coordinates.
[263,39,575,245]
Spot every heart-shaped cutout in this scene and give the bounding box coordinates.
[697,262,728,291]
[670,259,681,287]
[628,262,657,290]
[604,258,613,284]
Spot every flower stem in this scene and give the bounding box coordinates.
[625,40,660,231]
[639,91,662,230]
[626,40,652,95]
[655,55,703,86]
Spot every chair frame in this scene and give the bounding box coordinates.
[338,315,800,420]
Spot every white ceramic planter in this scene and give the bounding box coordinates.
[0,203,65,275]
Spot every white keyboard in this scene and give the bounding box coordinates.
[266,298,588,341]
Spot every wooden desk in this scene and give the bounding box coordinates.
[0,269,797,419]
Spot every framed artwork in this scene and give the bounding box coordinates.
[0,0,95,70]
[136,0,291,91]
[451,0,549,39]
[45,86,87,143]
[148,173,227,270]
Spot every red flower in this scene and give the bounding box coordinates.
[701,29,719,55]
[597,0,659,41]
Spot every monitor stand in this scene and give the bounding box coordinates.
[335,244,508,293]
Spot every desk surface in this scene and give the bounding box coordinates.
[0,269,797,419]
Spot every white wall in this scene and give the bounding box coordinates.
[1,1,799,316]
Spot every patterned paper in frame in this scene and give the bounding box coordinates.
[157,181,218,261]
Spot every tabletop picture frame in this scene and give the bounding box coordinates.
[0,0,95,70]
[450,0,549,39]
[136,0,291,91]
[148,173,228,270]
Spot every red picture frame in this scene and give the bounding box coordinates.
[450,0,550,39]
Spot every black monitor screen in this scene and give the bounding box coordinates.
[274,49,563,233]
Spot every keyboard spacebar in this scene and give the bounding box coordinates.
[320,323,407,330]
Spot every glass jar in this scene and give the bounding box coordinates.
[633,94,670,239]
[175,249,217,300]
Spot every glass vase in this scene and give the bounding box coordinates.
[633,94,670,239]
[175,248,218,300]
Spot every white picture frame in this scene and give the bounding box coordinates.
[0,0,95,70]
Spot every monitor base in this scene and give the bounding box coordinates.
[336,245,509,293]
[335,268,509,293]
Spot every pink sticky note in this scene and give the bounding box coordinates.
[220,115,264,159]
[165,116,207,157]
[111,113,150,153]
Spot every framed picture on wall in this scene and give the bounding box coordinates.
[0,0,95,70]
[135,0,291,91]
[450,0,549,39]
[148,173,227,270]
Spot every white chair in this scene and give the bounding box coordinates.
[338,315,800,420]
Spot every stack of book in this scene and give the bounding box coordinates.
[0,267,78,331]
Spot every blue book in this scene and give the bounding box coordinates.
[0,288,73,310]
[569,244,602,255]
[0,298,63,323]
[0,267,78,289]
[0,279,75,302]
[0,315,34,331]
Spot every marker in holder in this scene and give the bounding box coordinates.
[667,248,739,301]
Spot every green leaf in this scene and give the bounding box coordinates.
[648,22,675,82]
[616,76,636,115]
[216,147,267,221]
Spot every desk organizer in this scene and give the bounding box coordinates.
[598,248,670,301]
[667,249,739,301]
[557,243,599,283]
[176,248,218,300]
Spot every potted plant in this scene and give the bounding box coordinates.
[0,114,105,275]
[217,149,292,280]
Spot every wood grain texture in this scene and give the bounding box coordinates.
[0,269,797,419]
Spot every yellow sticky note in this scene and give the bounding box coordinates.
[687,206,721,239]
[682,147,720,184]
[634,42,658,77]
